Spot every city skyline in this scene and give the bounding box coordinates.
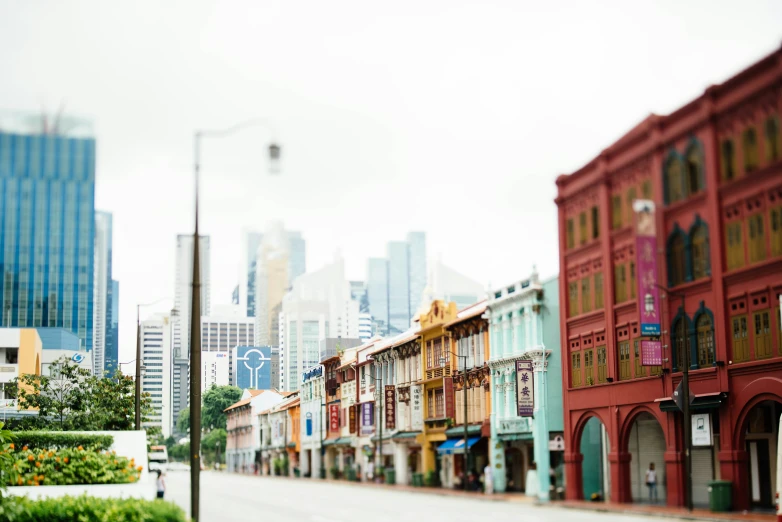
[2,2,781,372]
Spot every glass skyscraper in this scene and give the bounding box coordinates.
[366,231,427,336]
[0,119,96,352]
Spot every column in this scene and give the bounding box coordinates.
[504,370,513,419]
[490,370,507,493]
[394,443,408,485]
[533,353,551,501]
[492,321,503,359]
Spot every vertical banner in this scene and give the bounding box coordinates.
[411,384,424,431]
[385,385,396,430]
[516,360,534,417]
[329,404,340,433]
[634,199,661,336]
[444,376,455,420]
[306,412,313,437]
[641,340,663,366]
[349,404,357,434]
[361,402,374,435]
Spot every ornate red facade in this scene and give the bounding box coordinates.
[555,45,782,510]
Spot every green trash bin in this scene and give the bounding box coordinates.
[346,468,356,482]
[412,472,424,487]
[385,469,396,485]
[707,480,732,512]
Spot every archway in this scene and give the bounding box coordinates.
[625,412,667,504]
[740,400,782,510]
[579,416,610,501]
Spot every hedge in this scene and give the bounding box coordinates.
[0,495,186,522]
[5,447,141,487]
[11,432,114,451]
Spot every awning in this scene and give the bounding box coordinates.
[656,392,727,413]
[498,432,534,442]
[445,425,482,437]
[437,437,480,455]
[392,431,420,440]
[322,439,339,447]
[334,437,353,446]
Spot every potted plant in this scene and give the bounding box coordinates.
[329,466,340,479]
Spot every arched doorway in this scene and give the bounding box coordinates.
[742,400,782,510]
[580,416,610,501]
[626,412,666,504]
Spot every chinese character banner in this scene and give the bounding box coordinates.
[385,385,396,430]
[516,360,534,417]
[634,199,661,337]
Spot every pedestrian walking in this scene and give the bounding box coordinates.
[155,470,166,500]
[483,464,494,495]
[645,462,657,502]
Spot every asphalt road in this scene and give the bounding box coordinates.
[165,471,684,522]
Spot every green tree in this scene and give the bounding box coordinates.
[201,428,226,465]
[10,357,152,431]
[177,407,190,435]
[169,442,190,462]
[13,356,92,430]
[201,385,241,431]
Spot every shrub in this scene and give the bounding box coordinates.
[0,495,186,522]
[4,446,141,487]
[11,432,113,452]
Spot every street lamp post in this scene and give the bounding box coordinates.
[135,299,174,430]
[440,351,469,491]
[191,120,279,522]
[320,400,326,480]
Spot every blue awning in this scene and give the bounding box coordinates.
[437,437,480,455]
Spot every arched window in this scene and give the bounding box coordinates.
[665,154,684,204]
[668,230,686,287]
[743,127,758,173]
[721,139,735,181]
[690,221,710,280]
[685,142,704,195]
[766,116,780,162]
[696,313,715,367]
[672,316,691,371]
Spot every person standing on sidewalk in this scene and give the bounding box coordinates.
[155,470,166,500]
[484,464,493,495]
[645,462,657,502]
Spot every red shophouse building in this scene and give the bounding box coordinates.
[555,45,782,511]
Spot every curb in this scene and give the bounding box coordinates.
[554,502,772,522]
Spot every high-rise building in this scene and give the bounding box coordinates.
[406,231,427,317]
[0,115,96,352]
[366,258,389,336]
[350,280,370,313]
[253,223,305,347]
[172,355,188,434]
[240,225,306,321]
[141,312,173,438]
[202,351,230,392]
[358,313,372,342]
[278,256,359,392]
[366,232,427,336]
[107,279,119,375]
[232,345,272,390]
[93,211,117,376]
[201,305,254,386]
[173,234,211,359]
[270,346,280,390]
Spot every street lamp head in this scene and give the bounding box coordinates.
[268,143,281,174]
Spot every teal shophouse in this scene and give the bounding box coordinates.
[486,268,563,500]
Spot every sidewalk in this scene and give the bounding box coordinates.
[557,500,776,522]
[251,473,776,521]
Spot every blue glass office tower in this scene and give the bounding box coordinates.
[0,121,96,353]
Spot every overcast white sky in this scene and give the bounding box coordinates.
[1,0,781,367]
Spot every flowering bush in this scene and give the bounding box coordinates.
[4,446,142,487]
[0,495,186,521]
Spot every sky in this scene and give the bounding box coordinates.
[1,0,781,367]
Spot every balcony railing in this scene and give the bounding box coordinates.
[0,399,18,409]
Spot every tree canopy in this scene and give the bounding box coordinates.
[10,356,152,431]
[201,385,241,431]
